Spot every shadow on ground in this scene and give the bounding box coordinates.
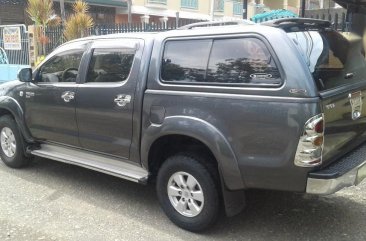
[3,157,366,241]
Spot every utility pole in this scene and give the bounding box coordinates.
[243,0,248,19]
[301,0,306,17]
[60,0,66,24]
[127,0,132,23]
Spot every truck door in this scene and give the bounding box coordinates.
[24,42,88,146]
[75,39,143,159]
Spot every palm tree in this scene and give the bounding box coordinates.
[27,0,60,55]
[64,0,94,41]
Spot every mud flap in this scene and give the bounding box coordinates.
[220,175,246,217]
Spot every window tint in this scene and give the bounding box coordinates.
[39,50,84,83]
[207,38,281,84]
[161,40,211,83]
[86,49,135,83]
[288,31,366,91]
[161,38,281,86]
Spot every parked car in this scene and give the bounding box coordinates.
[0,18,365,232]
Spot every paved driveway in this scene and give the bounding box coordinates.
[0,158,365,241]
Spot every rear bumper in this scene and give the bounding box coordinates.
[306,143,366,195]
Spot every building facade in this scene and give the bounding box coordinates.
[115,0,244,25]
[0,0,28,25]
[304,0,341,9]
[114,0,305,25]
[0,0,128,25]
[249,0,301,16]
[1,0,345,26]
[53,0,127,24]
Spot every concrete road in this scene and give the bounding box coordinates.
[0,157,365,241]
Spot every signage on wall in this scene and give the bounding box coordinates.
[2,27,22,50]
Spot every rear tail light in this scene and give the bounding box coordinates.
[294,114,324,167]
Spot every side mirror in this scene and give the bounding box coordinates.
[18,68,33,82]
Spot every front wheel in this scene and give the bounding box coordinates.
[156,154,220,232]
[0,115,30,168]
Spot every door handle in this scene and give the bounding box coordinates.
[114,94,131,107]
[61,91,75,103]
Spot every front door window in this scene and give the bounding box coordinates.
[38,50,84,83]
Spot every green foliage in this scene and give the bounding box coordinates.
[26,0,60,28]
[35,55,46,67]
[64,0,94,41]
[27,0,60,55]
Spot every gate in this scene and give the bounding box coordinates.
[0,24,30,82]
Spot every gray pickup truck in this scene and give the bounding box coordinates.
[0,18,365,232]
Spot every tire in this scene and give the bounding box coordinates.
[156,153,220,232]
[0,115,30,168]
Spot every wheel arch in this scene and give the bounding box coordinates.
[0,96,33,143]
[141,116,245,190]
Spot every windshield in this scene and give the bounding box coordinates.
[288,30,366,91]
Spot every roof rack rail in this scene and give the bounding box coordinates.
[262,18,332,32]
[178,20,254,30]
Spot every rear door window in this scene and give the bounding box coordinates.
[161,37,282,86]
[288,30,366,91]
[86,49,135,83]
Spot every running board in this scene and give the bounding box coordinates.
[31,144,149,184]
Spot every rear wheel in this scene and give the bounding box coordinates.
[156,154,220,232]
[0,115,30,168]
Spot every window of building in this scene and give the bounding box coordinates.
[233,1,242,15]
[38,50,84,83]
[214,0,224,12]
[181,0,198,9]
[86,49,135,83]
[161,38,282,86]
[148,0,167,4]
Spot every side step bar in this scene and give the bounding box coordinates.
[31,144,149,184]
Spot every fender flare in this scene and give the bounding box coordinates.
[0,96,34,143]
[141,116,245,190]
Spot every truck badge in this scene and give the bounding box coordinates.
[349,91,362,120]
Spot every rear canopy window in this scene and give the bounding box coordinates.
[288,30,366,91]
[161,38,282,86]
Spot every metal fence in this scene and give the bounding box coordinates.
[305,8,349,31]
[0,24,30,65]
[45,19,202,55]
[0,24,30,82]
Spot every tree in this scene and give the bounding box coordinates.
[27,0,60,55]
[63,0,94,41]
